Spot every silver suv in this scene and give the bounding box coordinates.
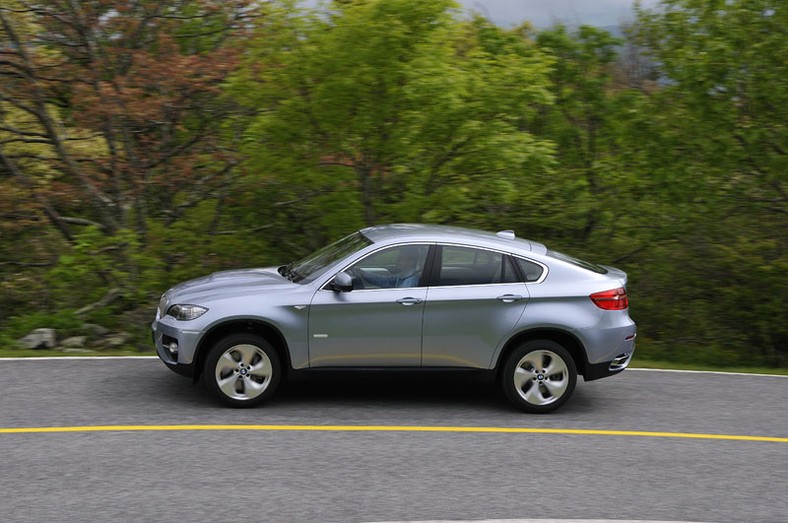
[153,224,636,413]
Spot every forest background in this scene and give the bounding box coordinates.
[0,0,785,368]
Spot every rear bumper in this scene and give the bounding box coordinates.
[577,310,636,381]
[583,348,635,381]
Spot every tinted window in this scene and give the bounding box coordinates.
[435,246,510,286]
[514,257,545,282]
[348,245,428,289]
[501,255,519,283]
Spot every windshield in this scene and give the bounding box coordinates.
[282,231,372,282]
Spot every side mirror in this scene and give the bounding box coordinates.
[331,271,353,292]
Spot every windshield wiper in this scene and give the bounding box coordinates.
[278,263,293,278]
[279,262,303,282]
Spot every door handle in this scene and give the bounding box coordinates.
[396,297,423,306]
[496,294,523,303]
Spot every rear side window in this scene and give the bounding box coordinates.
[547,250,608,274]
[435,246,515,286]
[514,257,545,282]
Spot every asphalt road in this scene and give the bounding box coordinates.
[1,358,786,523]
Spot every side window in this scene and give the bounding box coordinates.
[515,257,545,282]
[435,246,510,286]
[501,255,519,283]
[347,245,428,289]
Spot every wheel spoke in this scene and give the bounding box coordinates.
[234,344,259,366]
[523,382,547,405]
[218,373,240,397]
[513,366,535,390]
[242,378,266,398]
[538,352,550,371]
[521,354,539,372]
[217,352,237,373]
[249,360,272,380]
[544,357,568,377]
[543,377,568,398]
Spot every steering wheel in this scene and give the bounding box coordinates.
[348,267,365,289]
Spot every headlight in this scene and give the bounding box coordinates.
[157,294,169,318]
[166,304,209,321]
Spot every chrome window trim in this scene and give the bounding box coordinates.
[423,281,531,290]
[318,241,549,291]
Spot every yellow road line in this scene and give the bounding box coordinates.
[0,424,785,442]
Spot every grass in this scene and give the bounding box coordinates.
[630,358,788,375]
[0,346,154,358]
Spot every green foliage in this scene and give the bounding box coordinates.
[229,0,554,228]
[0,0,785,367]
[45,227,163,308]
[626,0,787,366]
[526,25,634,243]
[635,0,786,202]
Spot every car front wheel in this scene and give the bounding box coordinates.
[204,333,281,408]
[502,340,577,413]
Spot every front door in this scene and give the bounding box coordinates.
[307,244,430,367]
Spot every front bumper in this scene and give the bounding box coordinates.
[151,316,203,378]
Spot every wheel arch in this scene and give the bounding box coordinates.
[192,319,292,383]
[496,328,588,379]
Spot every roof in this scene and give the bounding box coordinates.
[360,223,547,255]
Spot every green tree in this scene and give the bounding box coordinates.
[229,0,554,247]
[630,0,787,364]
[0,1,253,324]
[530,25,632,244]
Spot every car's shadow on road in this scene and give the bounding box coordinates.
[149,369,510,412]
[275,371,598,418]
[110,364,597,419]
[281,371,500,405]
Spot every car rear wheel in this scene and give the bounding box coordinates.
[502,340,577,413]
[204,333,281,408]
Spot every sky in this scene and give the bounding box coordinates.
[457,0,661,28]
[301,1,664,29]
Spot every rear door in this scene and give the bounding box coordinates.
[421,245,529,368]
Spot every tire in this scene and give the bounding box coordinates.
[502,340,577,413]
[203,333,281,408]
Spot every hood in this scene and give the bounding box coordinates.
[165,267,296,305]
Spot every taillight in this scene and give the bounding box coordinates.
[590,287,629,310]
